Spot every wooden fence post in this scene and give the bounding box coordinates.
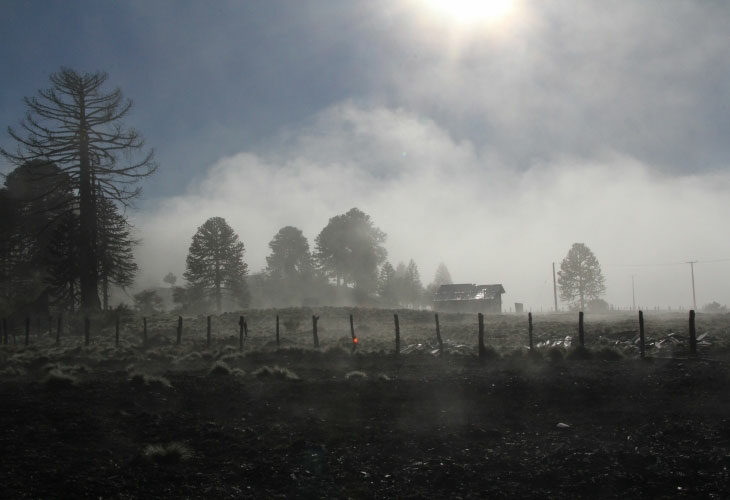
[115,315,120,347]
[312,315,319,348]
[84,317,90,346]
[207,315,212,347]
[350,314,357,352]
[578,311,585,347]
[689,310,697,356]
[478,313,485,359]
[394,313,400,356]
[176,316,182,345]
[56,314,62,345]
[276,315,280,347]
[638,310,645,359]
[434,313,443,356]
[239,316,245,350]
[528,312,533,350]
[25,317,30,346]
[143,317,148,343]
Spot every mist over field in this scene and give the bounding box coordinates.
[3,0,730,310]
[133,103,730,309]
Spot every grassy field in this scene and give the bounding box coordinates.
[1,308,729,498]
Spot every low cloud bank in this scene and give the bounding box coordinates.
[133,103,730,310]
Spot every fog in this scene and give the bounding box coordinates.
[132,102,730,310]
[3,0,730,311]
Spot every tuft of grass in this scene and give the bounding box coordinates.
[377,373,391,381]
[345,370,368,380]
[142,442,192,464]
[207,360,232,376]
[253,365,299,380]
[129,371,172,388]
[42,369,78,388]
[220,352,244,363]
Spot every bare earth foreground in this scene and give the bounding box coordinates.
[1,309,729,498]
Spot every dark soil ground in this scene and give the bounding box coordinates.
[1,310,729,498]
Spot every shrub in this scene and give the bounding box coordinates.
[42,369,77,388]
[253,365,299,380]
[207,360,232,376]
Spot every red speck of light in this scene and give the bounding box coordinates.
[353,337,359,344]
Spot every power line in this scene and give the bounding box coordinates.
[607,258,730,268]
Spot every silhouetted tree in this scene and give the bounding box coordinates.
[183,217,249,313]
[558,243,606,311]
[0,161,74,314]
[377,262,397,306]
[1,68,156,311]
[426,262,453,301]
[315,208,386,294]
[404,259,424,306]
[163,272,177,287]
[264,226,315,305]
[96,198,138,310]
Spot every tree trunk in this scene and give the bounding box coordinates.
[102,276,109,310]
[77,96,101,312]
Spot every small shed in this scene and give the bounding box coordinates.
[433,283,506,314]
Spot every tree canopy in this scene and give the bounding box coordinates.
[557,243,606,311]
[183,217,249,313]
[314,208,386,294]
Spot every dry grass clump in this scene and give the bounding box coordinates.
[42,368,78,388]
[345,370,368,380]
[377,373,391,381]
[129,371,172,388]
[142,442,192,464]
[220,352,244,363]
[253,365,299,380]
[207,360,232,376]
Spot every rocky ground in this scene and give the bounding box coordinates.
[1,310,729,498]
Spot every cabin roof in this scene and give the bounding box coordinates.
[434,283,505,302]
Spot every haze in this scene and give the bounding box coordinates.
[2,0,729,310]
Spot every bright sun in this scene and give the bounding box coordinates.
[422,0,515,25]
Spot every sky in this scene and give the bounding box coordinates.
[1,0,729,310]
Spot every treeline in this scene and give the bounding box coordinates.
[0,68,452,318]
[143,209,454,315]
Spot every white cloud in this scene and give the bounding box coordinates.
[133,102,730,309]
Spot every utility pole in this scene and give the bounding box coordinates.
[687,261,697,310]
[552,262,558,312]
[631,274,636,311]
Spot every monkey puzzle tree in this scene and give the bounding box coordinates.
[183,217,249,313]
[1,68,156,311]
[557,243,606,311]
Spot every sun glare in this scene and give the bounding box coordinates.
[422,0,515,25]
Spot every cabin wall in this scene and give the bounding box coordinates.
[434,297,502,314]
